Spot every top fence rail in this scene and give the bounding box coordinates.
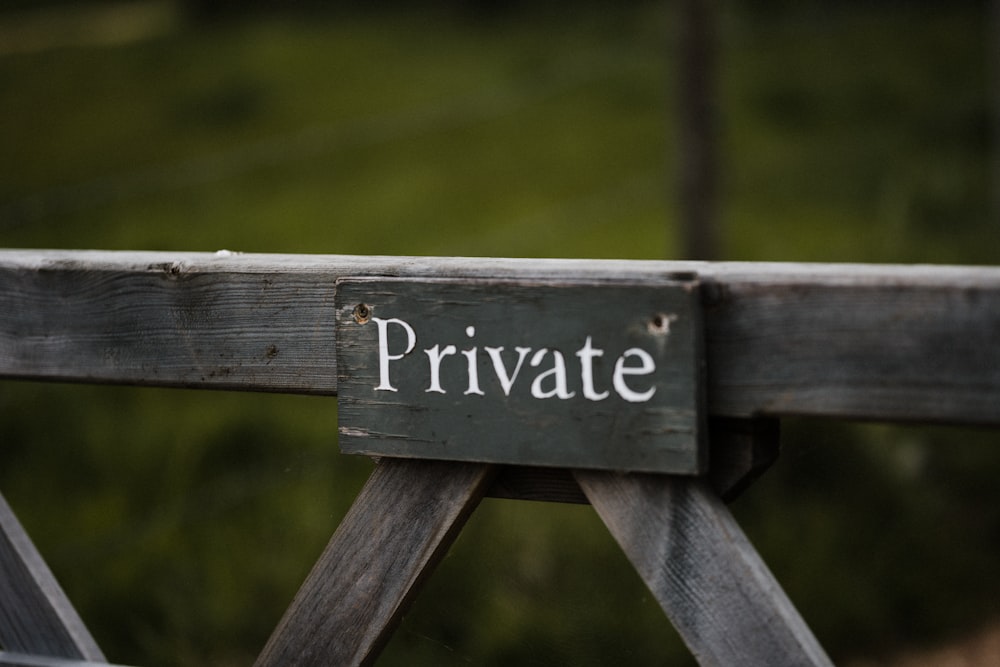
[1,249,999,426]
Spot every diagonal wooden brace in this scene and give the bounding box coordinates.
[0,493,106,662]
[575,470,832,667]
[254,459,495,667]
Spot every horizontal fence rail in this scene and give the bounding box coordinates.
[1,250,999,425]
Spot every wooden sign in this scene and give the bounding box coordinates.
[335,276,706,474]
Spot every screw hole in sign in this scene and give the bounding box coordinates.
[354,303,372,324]
[648,313,675,336]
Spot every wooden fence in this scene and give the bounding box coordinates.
[1,249,999,666]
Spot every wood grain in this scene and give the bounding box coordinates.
[575,470,833,667]
[485,417,778,504]
[1,251,999,425]
[486,466,588,504]
[0,493,105,662]
[254,458,495,667]
[0,653,126,667]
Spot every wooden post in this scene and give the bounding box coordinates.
[255,459,495,667]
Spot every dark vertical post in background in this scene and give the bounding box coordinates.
[677,0,720,260]
[993,0,1000,226]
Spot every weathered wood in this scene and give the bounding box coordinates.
[0,251,338,396]
[1,251,999,425]
[485,418,778,504]
[700,269,1000,426]
[0,493,105,662]
[707,417,780,502]
[575,470,833,667]
[0,653,125,667]
[254,458,495,667]
[487,466,588,504]
[336,276,706,473]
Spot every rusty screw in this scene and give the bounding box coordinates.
[353,303,371,324]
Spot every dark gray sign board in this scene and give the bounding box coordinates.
[335,276,706,474]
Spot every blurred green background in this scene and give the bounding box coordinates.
[1,0,999,665]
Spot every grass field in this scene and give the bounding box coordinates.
[1,2,998,665]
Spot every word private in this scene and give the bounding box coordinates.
[372,316,659,404]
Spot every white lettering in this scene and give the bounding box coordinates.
[373,317,417,392]
[424,344,457,394]
[461,326,485,396]
[368,318,660,404]
[484,346,532,396]
[462,347,485,396]
[575,336,609,401]
[613,348,657,403]
[529,348,576,400]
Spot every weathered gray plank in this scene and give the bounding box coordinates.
[2,250,999,425]
[0,653,126,667]
[700,271,1000,425]
[0,493,105,661]
[575,470,833,667]
[336,276,706,474]
[254,458,495,667]
[0,251,338,395]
